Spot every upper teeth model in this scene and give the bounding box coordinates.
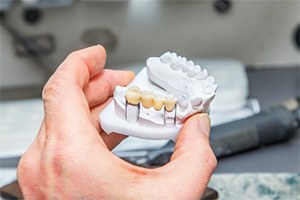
[100,52,217,141]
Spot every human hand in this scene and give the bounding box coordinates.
[17,45,217,199]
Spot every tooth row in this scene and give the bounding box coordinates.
[160,52,215,90]
[125,86,177,111]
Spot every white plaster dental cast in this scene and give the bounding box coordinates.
[100,52,217,141]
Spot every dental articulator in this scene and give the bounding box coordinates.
[100,52,217,141]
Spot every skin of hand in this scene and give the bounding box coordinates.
[17,45,217,200]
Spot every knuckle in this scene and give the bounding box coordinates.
[206,147,218,172]
[18,153,31,176]
[49,150,67,175]
[42,76,64,101]
[67,51,81,60]
[193,144,217,173]
[66,51,90,75]
[42,83,53,100]
[67,51,86,66]
[17,152,37,194]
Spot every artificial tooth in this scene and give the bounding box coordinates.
[164,96,176,112]
[205,84,217,94]
[190,96,202,109]
[153,94,165,111]
[204,76,215,87]
[141,90,154,109]
[127,85,141,93]
[196,69,208,80]
[182,60,194,72]
[177,57,187,69]
[170,52,177,59]
[160,52,172,64]
[125,86,141,105]
[212,83,218,92]
[125,86,141,123]
[181,57,187,63]
[187,65,201,77]
[203,95,215,108]
[170,56,182,70]
[177,94,189,109]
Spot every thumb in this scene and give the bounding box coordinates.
[175,113,211,149]
[160,114,217,197]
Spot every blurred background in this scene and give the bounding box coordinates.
[0,0,299,199]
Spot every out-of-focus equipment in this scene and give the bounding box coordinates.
[210,98,300,157]
[0,13,55,76]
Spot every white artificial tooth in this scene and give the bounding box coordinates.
[190,96,203,109]
[177,94,189,109]
[178,101,188,109]
[146,52,217,122]
[212,83,218,92]
[160,52,172,64]
[187,65,201,77]
[170,56,182,70]
[204,76,215,87]
[205,84,218,94]
[177,57,187,69]
[196,69,208,80]
[170,52,177,59]
[203,94,215,108]
[182,60,194,72]
[177,56,183,64]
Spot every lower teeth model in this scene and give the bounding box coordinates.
[100,52,217,141]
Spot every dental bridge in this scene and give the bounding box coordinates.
[100,52,217,141]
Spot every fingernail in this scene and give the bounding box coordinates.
[125,71,135,85]
[198,113,210,137]
[128,71,135,80]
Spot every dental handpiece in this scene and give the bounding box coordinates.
[210,98,300,158]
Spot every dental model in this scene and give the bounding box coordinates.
[100,52,217,141]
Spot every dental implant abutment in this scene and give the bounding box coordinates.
[164,96,176,126]
[125,86,141,123]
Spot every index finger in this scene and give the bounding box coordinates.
[42,45,106,136]
[55,45,106,89]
